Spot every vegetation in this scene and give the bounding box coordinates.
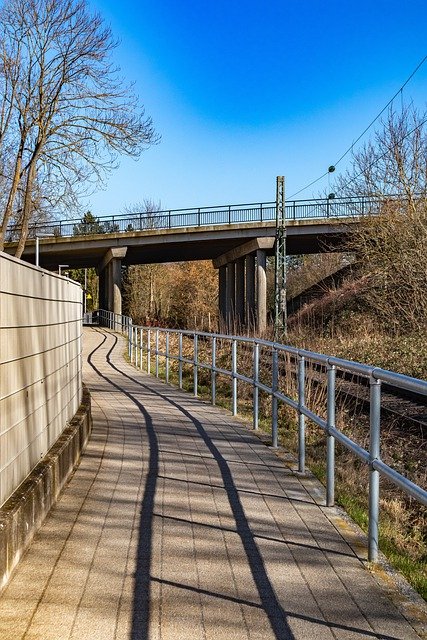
[123,260,218,330]
[0,0,158,255]
[281,105,427,599]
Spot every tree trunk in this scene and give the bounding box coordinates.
[15,158,37,259]
[0,150,23,250]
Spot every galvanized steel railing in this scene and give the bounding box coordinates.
[8,195,387,240]
[97,309,427,562]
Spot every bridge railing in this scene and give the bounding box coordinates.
[97,308,427,563]
[6,196,388,241]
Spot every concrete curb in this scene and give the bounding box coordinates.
[0,385,92,593]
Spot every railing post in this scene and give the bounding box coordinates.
[368,376,381,562]
[155,329,159,378]
[232,338,237,416]
[147,329,151,374]
[298,355,305,473]
[168,210,171,227]
[129,323,133,361]
[178,332,183,389]
[228,205,231,224]
[326,364,336,506]
[193,333,198,397]
[260,203,263,221]
[165,332,170,384]
[253,342,259,430]
[211,336,217,405]
[139,328,143,370]
[271,347,279,448]
[198,208,201,226]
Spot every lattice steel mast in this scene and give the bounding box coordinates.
[274,176,287,340]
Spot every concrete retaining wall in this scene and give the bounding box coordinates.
[0,252,83,507]
[0,386,92,592]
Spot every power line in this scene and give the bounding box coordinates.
[288,54,427,199]
[337,113,427,194]
[333,54,427,168]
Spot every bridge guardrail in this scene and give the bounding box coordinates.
[6,196,390,241]
[97,308,427,563]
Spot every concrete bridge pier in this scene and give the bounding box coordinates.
[214,238,274,334]
[245,253,256,329]
[97,247,127,324]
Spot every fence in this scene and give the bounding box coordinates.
[6,195,389,240]
[98,309,427,562]
[0,253,83,506]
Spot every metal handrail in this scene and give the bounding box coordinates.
[97,309,427,562]
[6,194,399,241]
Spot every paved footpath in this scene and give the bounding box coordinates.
[0,327,423,640]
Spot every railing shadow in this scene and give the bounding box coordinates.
[86,328,407,640]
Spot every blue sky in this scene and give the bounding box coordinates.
[84,0,427,214]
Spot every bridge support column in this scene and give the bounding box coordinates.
[226,261,236,332]
[97,247,128,325]
[256,249,267,334]
[213,237,274,335]
[235,258,245,329]
[245,253,256,331]
[218,265,227,331]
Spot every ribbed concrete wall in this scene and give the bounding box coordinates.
[0,252,82,507]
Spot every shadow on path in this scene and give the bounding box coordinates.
[87,329,403,640]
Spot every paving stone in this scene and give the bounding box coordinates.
[0,327,422,639]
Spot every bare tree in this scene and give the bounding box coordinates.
[335,105,427,333]
[0,0,159,255]
[336,105,427,210]
[123,198,165,230]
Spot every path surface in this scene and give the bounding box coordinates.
[0,327,421,640]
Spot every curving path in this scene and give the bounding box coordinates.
[0,327,422,640]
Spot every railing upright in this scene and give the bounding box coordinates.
[147,329,151,374]
[155,329,159,378]
[178,332,183,389]
[368,377,382,562]
[232,339,237,416]
[139,327,143,370]
[193,333,198,397]
[253,342,259,430]
[298,356,306,473]
[271,347,279,448]
[165,332,170,384]
[211,336,217,406]
[326,364,336,507]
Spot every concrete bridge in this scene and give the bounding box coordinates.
[5,196,383,332]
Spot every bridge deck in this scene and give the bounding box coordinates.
[0,328,421,640]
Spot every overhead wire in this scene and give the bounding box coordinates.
[288,54,427,199]
[337,113,427,194]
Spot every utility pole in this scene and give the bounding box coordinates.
[274,176,287,341]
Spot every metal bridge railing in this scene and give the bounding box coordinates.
[97,309,427,563]
[7,196,389,241]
